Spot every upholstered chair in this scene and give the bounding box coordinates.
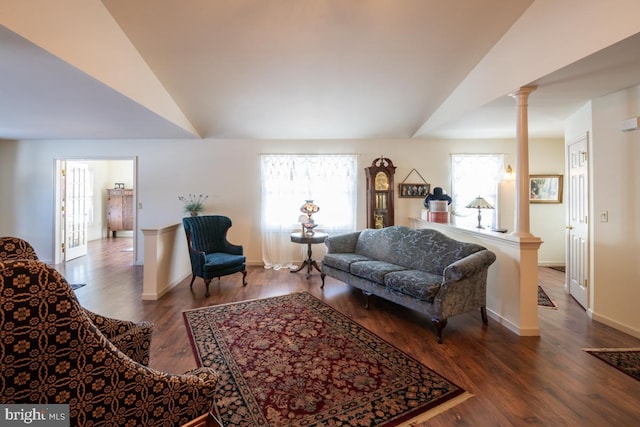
[0,236,154,366]
[0,236,37,260]
[0,259,221,427]
[182,215,247,297]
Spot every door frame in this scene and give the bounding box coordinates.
[54,156,138,264]
[565,133,590,309]
[63,161,90,261]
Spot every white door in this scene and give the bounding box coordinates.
[567,135,589,309]
[64,162,90,261]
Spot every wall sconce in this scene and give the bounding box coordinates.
[503,164,514,180]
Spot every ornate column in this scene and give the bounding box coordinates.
[509,86,542,336]
[510,86,537,237]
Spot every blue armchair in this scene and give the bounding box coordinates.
[183,215,247,297]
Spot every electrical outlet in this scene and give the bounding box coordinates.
[138,202,143,209]
[599,210,608,222]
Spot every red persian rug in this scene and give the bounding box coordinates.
[183,292,470,426]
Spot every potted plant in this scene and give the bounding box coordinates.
[178,194,208,216]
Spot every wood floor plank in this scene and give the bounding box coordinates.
[59,238,640,426]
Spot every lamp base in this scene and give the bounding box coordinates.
[476,209,483,229]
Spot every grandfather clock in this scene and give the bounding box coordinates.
[365,157,396,229]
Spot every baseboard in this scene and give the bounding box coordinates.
[538,261,565,267]
[486,308,541,337]
[590,311,640,340]
[142,272,190,300]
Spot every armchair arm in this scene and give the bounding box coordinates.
[325,231,361,253]
[223,241,244,255]
[443,249,497,282]
[79,325,219,426]
[186,233,207,273]
[84,309,154,366]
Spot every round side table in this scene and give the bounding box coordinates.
[290,232,328,279]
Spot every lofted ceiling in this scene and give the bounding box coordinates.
[1,0,640,141]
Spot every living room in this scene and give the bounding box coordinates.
[2,1,640,425]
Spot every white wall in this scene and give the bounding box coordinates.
[577,86,640,337]
[0,137,563,266]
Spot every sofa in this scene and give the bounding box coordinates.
[321,226,497,343]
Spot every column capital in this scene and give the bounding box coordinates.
[510,85,537,100]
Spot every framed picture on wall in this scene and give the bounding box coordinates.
[530,175,563,203]
[398,183,430,198]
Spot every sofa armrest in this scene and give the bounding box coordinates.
[443,249,497,282]
[324,231,361,253]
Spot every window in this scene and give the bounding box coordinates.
[260,154,357,269]
[450,154,504,229]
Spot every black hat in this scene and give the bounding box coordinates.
[424,187,452,208]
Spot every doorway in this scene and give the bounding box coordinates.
[54,157,137,265]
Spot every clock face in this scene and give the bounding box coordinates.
[374,172,389,191]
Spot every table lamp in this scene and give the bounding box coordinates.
[466,196,494,229]
[300,200,319,235]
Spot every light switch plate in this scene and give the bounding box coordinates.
[599,210,608,222]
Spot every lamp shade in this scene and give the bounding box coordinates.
[466,197,494,210]
[300,200,319,215]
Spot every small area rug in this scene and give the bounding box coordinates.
[538,285,557,309]
[584,348,640,382]
[183,292,470,426]
[548,266,565,273]
[70,283,86,291]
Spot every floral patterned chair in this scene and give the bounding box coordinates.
[0,236,154,366]
[0,259,221,427]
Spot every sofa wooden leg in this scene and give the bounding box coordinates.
[203,279,212,297]
[432,318,447,344]
[362,291,372,309]
[189,275,196,289]
[480,306,488,324]
[320,273,325,288]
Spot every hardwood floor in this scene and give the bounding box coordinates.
[61,238,640,426]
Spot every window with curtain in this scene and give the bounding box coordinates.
[261,154,357,269]
[450,154,504,229]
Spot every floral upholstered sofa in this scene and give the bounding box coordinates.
[321,226,497,343]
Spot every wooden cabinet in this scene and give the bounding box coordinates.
[107,189,133,237]
[365,157,396,229]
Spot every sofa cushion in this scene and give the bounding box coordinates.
[350,260,408,284]
[354,226,485,276]
[384,270,443,302]
[323,253,372,273]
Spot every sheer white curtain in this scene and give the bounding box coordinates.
[261,154,357,269]
[450,154,504,229]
